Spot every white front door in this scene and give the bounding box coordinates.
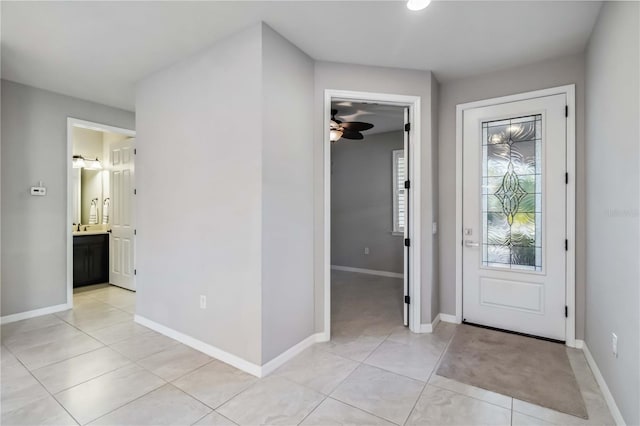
[462,94,567,340]
[109,138,135,291]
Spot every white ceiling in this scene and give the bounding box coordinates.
[1,1,602,111]
[332,101,405,136]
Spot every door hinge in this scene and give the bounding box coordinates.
[565,305,568,318]
[134,148,137,155]
[565,105,568,117]
[565,239,568,251]
[404,238,411,247]
[565,173,569,184]
[134,189,137,195]
[404,180,411,189]
[404,122,411,132]
[134,269,137,276]
[134,229,137,235]
[405,295,411,304]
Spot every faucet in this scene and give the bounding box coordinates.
[76,223,81,232]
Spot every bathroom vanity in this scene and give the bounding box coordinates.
[73,233,109,287]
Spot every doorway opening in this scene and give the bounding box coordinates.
[324,90,422,340]
[66,118,136,311]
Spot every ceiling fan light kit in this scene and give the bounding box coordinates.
[407,0,431,11]
[330,109,374,143]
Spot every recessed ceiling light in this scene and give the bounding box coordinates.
[407,0,431,11]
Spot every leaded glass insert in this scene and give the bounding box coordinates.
[482,115,542,271]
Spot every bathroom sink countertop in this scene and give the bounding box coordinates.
[73,229,110,236]
[73,230,109,236]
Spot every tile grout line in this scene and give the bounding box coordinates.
[511,397,514,426]
[305,328,401,425]
[295,392,330,425]
[2,343,82,425]
[400,324,457,426]
[187,405,238,426]
[145,357,217,384]
[74,363,172,425]
[5,287,163,425]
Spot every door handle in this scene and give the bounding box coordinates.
[465,240,479,247]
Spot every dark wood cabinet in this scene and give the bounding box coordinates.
[73,234,109,287]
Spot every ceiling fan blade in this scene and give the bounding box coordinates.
[341,121,374,131]
[341,131,364,140]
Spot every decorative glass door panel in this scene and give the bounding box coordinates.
[482,115,542,271]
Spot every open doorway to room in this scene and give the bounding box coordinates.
[66,118,136,316]
[324,91,422,348]
[330,101,407,339]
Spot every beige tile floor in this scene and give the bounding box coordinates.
[1,274,616,425]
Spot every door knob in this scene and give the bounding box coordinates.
[465,240,479,247]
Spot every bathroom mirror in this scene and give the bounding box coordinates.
[81,169,103,224]
[72,168,107,226]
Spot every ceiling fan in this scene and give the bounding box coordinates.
[330,109,374,142]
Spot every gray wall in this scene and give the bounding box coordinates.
[331,131,404,273]
[1,80,134,316]
[314,62,437,327]
[260,25,315,364]
[584,2,639,424]
[135,23,316,366]
[135,25,264,364]
[437,54,587,338]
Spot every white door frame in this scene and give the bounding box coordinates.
[455,85,577,347]
[66,118,136,307]
[324,89,422,336]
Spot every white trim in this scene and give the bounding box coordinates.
[66,118,136,309]
[135,315,262,376]
[455,105,464,324]
[331,265,403,279]
[261,333,325,376]
[564,84,577,347]
[454,85,576,345]
[416,313,441,333]
[438,313,459,324]
[324,89,422,337]
[135,315,325,378]
[1,303,70,325]
[582,343,627,426]
[573,339,585,349]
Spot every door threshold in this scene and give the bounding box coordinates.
[462,321,566,345]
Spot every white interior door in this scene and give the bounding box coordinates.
[462,94,567,340]
[403,107,410,327]
[109,138,135,291]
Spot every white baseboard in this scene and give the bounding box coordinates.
[572,339,585,349]
[1,303,70,325]
[582,342,626,426]
[135,315,324,378]
[135,315,262,376]
[331,265,403,279]
[417,313,441,333]
[261,332,325,376]
[438,313,459,324]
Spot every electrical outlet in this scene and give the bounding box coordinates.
[432,222,438,235]
[612,333,618,357]
[364,247,370,255]
[200,295,207,309]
